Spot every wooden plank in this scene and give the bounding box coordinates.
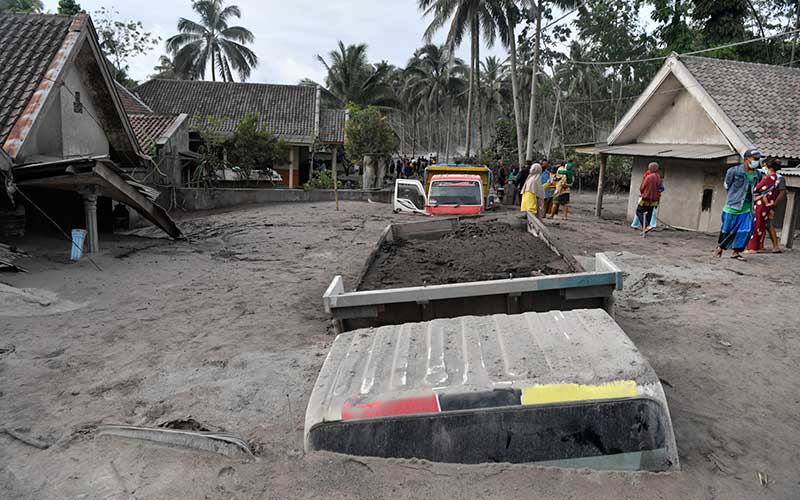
[526,212,582,273]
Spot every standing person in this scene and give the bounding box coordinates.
[632,168,664,231]
[745,159,781,254]
[636,163,663,237]
[766,160,787,253]
[540,159,555,215]
[520,163,545,216]
[548,161,575,220]
[516,161,531,205]
[714,149,763,261]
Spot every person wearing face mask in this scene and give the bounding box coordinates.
[745,159,781,254]
[713,149,764,261]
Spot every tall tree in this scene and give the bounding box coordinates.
[525,0,579,162]
[502,2,527,168]
[57,0,82,15]
[0,0,42,13]
[419,0,509,158]
[166,0,258,82]
[308,42,396,108]
[94,7,160,87]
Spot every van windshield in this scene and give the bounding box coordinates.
[429,180,482,206]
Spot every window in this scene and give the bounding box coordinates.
[428,180,482,206]
[73,91,83,114]
[398,184,425,210]
[701,188,713,211]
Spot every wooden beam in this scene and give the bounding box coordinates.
[596,154,607,218]
[781,189,798,249]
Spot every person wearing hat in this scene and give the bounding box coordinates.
[713,148,764,260]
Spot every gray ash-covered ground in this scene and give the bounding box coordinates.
[359,220,570,290]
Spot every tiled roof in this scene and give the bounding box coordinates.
[135,79,319,142]
[319,108,345,144]
[681,56,800,159]
[116,82,152,114]
[128,113,180,152]
[0,13,73,146]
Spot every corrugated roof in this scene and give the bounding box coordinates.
[0,13,73,146]
[128,113,180,152]
[306,309,664,427]
[135,79,319,142]
[680,56,800,159]
[592,143,735,160]
[780,167,800,176]
[319,108,345,144]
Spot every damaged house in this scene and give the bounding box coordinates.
[0,12,182,252]
[130,79,346,188]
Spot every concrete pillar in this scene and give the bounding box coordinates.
[780,189,798,249]
[595,154,607,218]
[332,148,339,211]
[83,194,99,253]
[288,148,295,189]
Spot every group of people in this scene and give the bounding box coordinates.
[510,159,575,219]
[633,149,787,259]
[714,149,787,261]
[390,156,436,179]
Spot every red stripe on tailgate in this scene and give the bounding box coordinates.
[342,395,440,421]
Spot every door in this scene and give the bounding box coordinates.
[394,179,427,213]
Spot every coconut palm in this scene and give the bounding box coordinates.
[308,42,396,109]
[418,0,509,158]
[524,0,580,161]
[480,56,509,143]
[166,0,258,82]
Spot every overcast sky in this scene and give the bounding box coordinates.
[42,0,535,85]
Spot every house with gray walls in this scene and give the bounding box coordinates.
[579,54,799,248]
[131,79,346,188]
[0,12,181,251]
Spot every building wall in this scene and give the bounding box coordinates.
[16,57,110,162]
[273,145,301,187]
[628,157,730,232]
[155,118,190,187]
[60,63,110,158]
[638,89,728,145]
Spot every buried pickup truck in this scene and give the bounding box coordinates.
[305,309,679,472]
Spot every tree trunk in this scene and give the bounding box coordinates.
[465,20,478,158]
[791,0,800,67]
[445,100,453,162]
[525,0,543,162]
[477,62,483,155]
[508,15,526,169]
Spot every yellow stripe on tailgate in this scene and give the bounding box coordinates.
[521,381,637,405]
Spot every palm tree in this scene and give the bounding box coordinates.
[480,56,508,146]
[525,0,579,161]
[166,0,258,82]
[309,42,396,108]
[149,54,197,80]
[419,0,509,158]
[500,2,525,168]
[405,44,467,156]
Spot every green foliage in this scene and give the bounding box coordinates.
[479,119,520,167]
[0,0,43,13]
[166,0,258,82]
[309,42,396,108]
[94,7,160,85]
[57,0,81,15]
[192,114,227,187]
[345,105,399,162]
[303,170,341,190]
[224,113,288,179]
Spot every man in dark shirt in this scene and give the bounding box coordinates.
[516,161,531,205]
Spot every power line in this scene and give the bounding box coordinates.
[566,27,800,66]
[542,0,591,31]
[562,82,704,105]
